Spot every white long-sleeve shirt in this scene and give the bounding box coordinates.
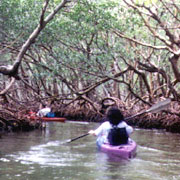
[36,107,51,117]
[94,121,133,143]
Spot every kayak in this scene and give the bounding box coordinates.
[39,117,66,122]
[99,139,137,159]
[29,116,66,122]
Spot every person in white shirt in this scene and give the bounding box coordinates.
[36,105,51,117]
[89,107,133,147]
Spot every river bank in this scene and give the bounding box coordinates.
[0,109,180,134]
[0,98,180,134]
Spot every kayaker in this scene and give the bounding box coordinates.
[88,107,133,147]
[36,104,51,117]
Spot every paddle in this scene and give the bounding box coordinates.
[124,98,171,120]
[66,98,171,143]
[66,133,89,143]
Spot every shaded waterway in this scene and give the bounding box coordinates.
[0,121,180,180]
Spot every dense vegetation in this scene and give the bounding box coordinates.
[0,0,180,132]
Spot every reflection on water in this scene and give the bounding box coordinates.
[0,122,180,180]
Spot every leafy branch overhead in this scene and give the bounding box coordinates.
[0,0,71,94]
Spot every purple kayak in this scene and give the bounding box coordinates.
[99,139,137,159]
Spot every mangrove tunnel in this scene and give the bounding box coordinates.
[0,0,180,135]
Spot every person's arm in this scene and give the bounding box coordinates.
[88,122,105,136]
[126,124,133,135]
[88,130,96,136]
[36,110,42,117]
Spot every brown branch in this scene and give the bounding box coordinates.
[122,0,180,56]
[40,0,50,27]
[113,30,169,50]
[169,55,180,82]
[81,95,100,113]
[0,78,15,95]
[78,68,130,96]
[143,5,176,47]
[137,60,180,100]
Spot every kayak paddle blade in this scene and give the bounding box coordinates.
[146,98,171,113]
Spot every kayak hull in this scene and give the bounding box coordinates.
[99,139,137,159]
[29,116,66,122]
[40,117,66,122]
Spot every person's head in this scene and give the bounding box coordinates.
[42,102,49,108]
[42,104,46,108]
[106,107,124,125]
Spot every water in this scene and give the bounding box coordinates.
[0,121,180,180]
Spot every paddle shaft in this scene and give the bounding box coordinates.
[125,111,146,120]
[67,133,89,143]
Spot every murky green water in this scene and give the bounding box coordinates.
[0,121,180,180]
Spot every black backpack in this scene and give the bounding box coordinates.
[107,126,129,146]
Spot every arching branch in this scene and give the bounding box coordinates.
[0,78,15,95]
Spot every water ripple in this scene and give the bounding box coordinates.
[6,140,85,167]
